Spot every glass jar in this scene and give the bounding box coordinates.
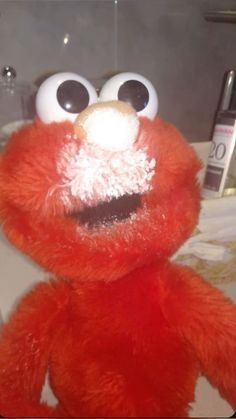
[0,65,36,151]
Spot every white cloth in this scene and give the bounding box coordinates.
[174,195,236,262]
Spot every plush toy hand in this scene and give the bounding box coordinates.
[0,280,70,417]
[160,263,236,411]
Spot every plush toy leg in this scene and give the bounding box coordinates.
[160,264,236,411]
[0,279,70,417]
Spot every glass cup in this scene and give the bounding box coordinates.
[0,66,36,151]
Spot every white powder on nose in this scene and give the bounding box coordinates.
[82,108,140,152]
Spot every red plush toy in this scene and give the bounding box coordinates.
[0,72,236,417]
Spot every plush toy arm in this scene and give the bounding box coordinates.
[0,279,70,417]
[160,264,236,409]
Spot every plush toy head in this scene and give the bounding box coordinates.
[0,72,201,282]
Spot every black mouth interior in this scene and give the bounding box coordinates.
[69,194,141,228]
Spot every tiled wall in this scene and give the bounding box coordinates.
[0,0,236,142]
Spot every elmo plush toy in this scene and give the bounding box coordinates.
[0,71,236,417]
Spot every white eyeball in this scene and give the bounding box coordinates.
[99,72,158,120]
[36,72,98,124]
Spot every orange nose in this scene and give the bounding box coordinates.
[74,100,137,139]
[73,100,139,152]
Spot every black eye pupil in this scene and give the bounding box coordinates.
[57,80,89,113]
[118,80,149,112]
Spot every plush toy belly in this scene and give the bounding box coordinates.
[49,268,199,417]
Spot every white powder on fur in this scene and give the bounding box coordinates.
[57,141,156,207]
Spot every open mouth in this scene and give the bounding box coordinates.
[68,193,141,228]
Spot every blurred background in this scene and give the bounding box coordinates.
[0,0,236,142]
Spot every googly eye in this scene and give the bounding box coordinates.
[99,72,158,120]
[36,72,98,124]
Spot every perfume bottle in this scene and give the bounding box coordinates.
[0,65,36,151]
[202,70,236,198]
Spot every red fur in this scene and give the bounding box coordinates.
[0,114,235,417]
